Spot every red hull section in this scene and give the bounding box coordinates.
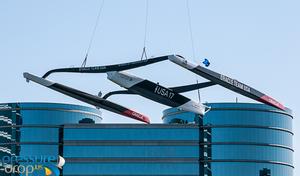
[122,109,150,124]
[259,95,285,111]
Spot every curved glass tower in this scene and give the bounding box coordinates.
[163,103,293,176]
[0,102,102,175]
[162,108,202,124]
[204,103,293,176]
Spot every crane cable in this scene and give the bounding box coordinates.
[81,0,105,67]
[186,0,201,102]
[140,0,149,60]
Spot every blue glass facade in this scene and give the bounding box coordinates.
[62,124,202,175]
[203,103,294,176]
[164,103,293,176]
[0,102,294,176]
[0,102,102,175]
[203,103,293,176]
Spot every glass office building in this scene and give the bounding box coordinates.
[163,103,294,176]
[62,124,202,176]
[0,102,294,176]
[204,103,293,176]
[0,102,102,175]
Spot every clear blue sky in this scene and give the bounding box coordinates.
[1,0,299,174]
